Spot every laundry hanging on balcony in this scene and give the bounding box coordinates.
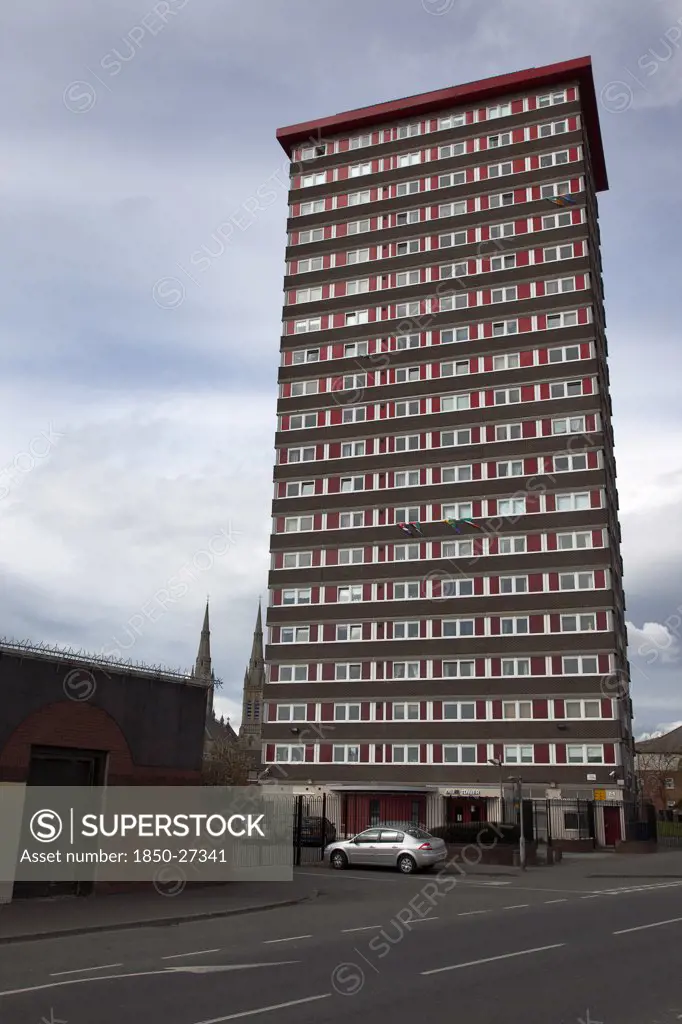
[547,193,576,207]
[443,517,484,533]
[397,522,422,537]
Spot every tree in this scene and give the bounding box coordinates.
[203,740,252,786]
[636,751,680,810]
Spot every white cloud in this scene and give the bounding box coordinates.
[627,621,682,665]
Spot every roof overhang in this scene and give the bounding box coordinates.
[276,56,608,192]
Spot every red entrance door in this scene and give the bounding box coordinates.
[603,806,622,846]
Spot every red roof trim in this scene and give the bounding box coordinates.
[276,56,607,192]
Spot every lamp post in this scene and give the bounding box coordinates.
[488,758,504,822]
[508,775,526,870]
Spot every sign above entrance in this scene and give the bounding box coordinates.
[593,789,606,801]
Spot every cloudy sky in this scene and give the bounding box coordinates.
[1,0,681,736]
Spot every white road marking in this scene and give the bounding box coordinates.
[263,934,312,944]
[503,905,529,910]
[412,916,439,922]
[193,993,332,1023]
[581,895,601,899]
[422,943,566,975]
[614,916,682,936]
[49,964,123,977]
[162,949,220,960]
[0,970,180,998]
[544,899,567,904]
[457,910,490,916]
[341,925,381,933]
[166,962,300,974]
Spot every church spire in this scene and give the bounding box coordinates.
[193,600,214,721]
[248,599,263,673]
[239,599,265,751]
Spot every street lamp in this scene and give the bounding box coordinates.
[508,775,526,870]
[488,758,504,822]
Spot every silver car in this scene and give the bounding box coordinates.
[325,824,447,874]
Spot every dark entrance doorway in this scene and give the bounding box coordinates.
[603,805,622,846]
[447,799,488,824]
[13,746,107,899]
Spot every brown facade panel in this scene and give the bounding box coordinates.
[262,721,621,742]
[259,764,622,787]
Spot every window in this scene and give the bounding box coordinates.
[393,702,420,720]
[394,621,420,639]
[567,745,603,764]
[338,547,364,564]
[443,502,473,520]
[350,134,371,149]
[538,90,566,107]
[297,228,324,244]
[342,407,366,423]
[544,244,574,262]
[334,703,361,721]
[558,571,595,590]
[497,460,524,477]
[347,218,371,235]
[396,301,421,317]
[397,123,420,138]
[443,619,475,637]
[546,277,577,297]
[338,586,363,603]
[348,190,371,207]
[287,446,316,464]
[294,317,321,334]
[499,576,528,593]
[347,249,370,267]
[395,434,420,452]
[301,172,325,188]
[292,348,320,364]
[504,745,533,764]
[442,394,471,412]
[443,660,475,677]
[439,141,466,158]
[289,413,318,430]
[442,702,476,720]
[344,342,369,359]
[396,209,420,226]
[552,414,587,434]
[296,256,324,274]
[550,380,582,399]
[274,745,304,762]
[396,270,420,287]
[340,476,364,492]
[295,286,322,304]
[441,428,472,448]
[395,367,421,384]
[438,171,466,189]
[498,536,526,554]
[398,151,421,167]
[290,380,319,397]
[395,507,420,524]
[493,353,520,373]
[553,453,588,472]
[443,745,477,763]
[394,581,420,600]
[491,285,517,303]
[300,143,326,159]
[502,659,530,676]
[555,491,591,511]
[394,470,420,489]
[276,704,307,722]
[282,552,312,569]
[487,102,512,118]
[350,162,371,177]
[396,400,420,417]
[439,293,468,311]
[279,665,308,682]
[494,387,521,405]
[395,334,421,350]
[392,662,420,679]
[492,319,518,336]
[548,344,581,363]
[284,516,313,533]
[280,627,310,643]
[503,701,532,719]
[495,423,522,441]
[335,663,362,680]
[299,200,325,216]
[346,279,370,296]
[442,464,472,483]
[488,160,513,178]
[439,112,466,129]
[546,310,578,329]
[396,180,421,197]
[442,539,474,558]
[560,613,597,632]
[499,497,526,516]
[440,262,468,280]
[440,327,470,344]
[339,511,364,528]
[542,211,573,232]
[396,239,420,256]
[285,480,315,497]
[439,230,467,248]
[500,617,529,635]
[336,624,362,641]
[489,221,515,239]
[539,150,569,169]
[392,745,420,763]
[565,700,601,719]
[488,131,512,148]
[345,310,369,326]
[333,745,360,763]
[341,441,366,457]
[562,655,599,675]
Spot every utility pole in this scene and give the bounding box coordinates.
[488,757,504,822]
[508,775,526,870]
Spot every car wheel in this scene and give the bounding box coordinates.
[397,854,417,874]
[330,851,348,870]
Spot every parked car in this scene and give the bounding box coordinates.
[324,824,446,874]
[293,816,337,847]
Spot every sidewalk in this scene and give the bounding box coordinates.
[0,878,317,944]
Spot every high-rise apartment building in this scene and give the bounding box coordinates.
[262,57,634,828]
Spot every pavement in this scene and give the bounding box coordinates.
[1,853,682,1023]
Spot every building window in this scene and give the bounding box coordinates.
[562,655,599,675]
[280,626,310,643]
[443,618,475,637]
[334,704,361,721]
[565,700,601,719]
[276,704,307,722]
[393,703,420,720]
[560,613,597,632]
[504,745,533,764]
[392,745,420,763]
[499,576,528,594]
[274,745,304,763]
[392,662,420,679]
[443,660,475,677]
[443,745,477,763]
[443,702,476,720]
[501,659,530,676]
[394,581,421,600]
[279,665,308,682]
[336,624,362,641]
[338,586,363,603]
[500,616,529,635]
[282,552,312,568]
[558,571,595,590]
[394,621,420,639]
[333,745,360,763]
[503,701,532,719]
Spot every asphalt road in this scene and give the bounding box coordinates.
[2,869,682,1024]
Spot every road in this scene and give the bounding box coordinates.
[2,867,682,1024]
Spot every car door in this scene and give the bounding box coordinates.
[378,830,405,867]
[348,828,382,865]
